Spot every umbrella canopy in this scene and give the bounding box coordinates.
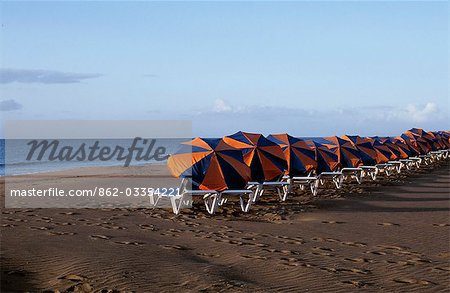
[401,130,432,154]
[267,134,317,176]
[367,137,395,163]
[435,131,450,149]
[427,131,447,150]
[393,136,420,156]
[341,135,378,166]
[323,136,363,168]
[223,131,287,182]
[167,137,251,191]
[376,137,409,160]
[306,140,340,173]
[391,137,419,157]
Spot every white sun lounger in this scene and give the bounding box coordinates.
[399,159,416,170]
[418,154,432,165]
[408,157,422,168]
[360,166,378,180]
[341,167,363,184]
[217,189,255,213]
[150,178,254,215]
[388,161,403,173]
[247,181,290,202]
[318,172,344,189]
[375,163,395,176]
[287,175,320,196]
[430,151,444,161]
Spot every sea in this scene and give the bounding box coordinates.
[0,138,186,176]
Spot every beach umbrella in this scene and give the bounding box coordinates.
[223,131,287,182]
[392,137,419,157]
[167,137,251,191]
[401,130,432,154]
[306,140,340,173]
[341,135,378,166]
[367,137,395,163]
[435,131,450,149]
[378,137,409,159]
[393,136,420,157]
[427,131,447,150]
[432,132,449,149]
[267,134,317,176]
[323,136,363,168]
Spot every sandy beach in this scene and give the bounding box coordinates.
[1,161,449,292]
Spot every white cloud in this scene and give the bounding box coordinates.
[387,102,438,123]
[213,98,233,113]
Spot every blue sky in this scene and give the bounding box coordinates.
[0,1,448,137]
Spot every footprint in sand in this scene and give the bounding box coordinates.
[159,244,189,250]
[30,226,53,231]
[313,247,335,252]
[115,240,144,245]
[341,241,367,247]
[366,250,387,256]
[376,244,410,250]
[240,254,268,260]
[342,280,375,288]
[377,222,400,226]
[344,257,373,263]
[1,224,15,228]
[312,251,335,257]
[59,212,80,216]
[89,234,111,240]
[393,278,437,285]
[321,220,346,224]
[54,222,75,226]
[47,231,76,236]
[432,223,450,227]
[197,253,221,258]
[138,224,158,231]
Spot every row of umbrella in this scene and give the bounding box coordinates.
[167,128,450,191]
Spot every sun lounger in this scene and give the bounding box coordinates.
[360,166,378,180]
[150,178,254,215]
[398,159,416,170]
[287,175,320,196]
[375,163,395,176]
[318,171,344,189]
[247,181,290,202]
[430,151,444,161]
[408,157,422,168]
[217,189,255,212]
[419,154,432,165]
[387,161,403,173]
[341,167,363,184]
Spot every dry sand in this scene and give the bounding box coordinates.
[1,161,449,292]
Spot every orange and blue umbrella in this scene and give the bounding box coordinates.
[306,139,340,173]
[367,137,395,163]
[223,131,287,182]
[323,136,363,168]
[401,129,432,154]
[437,131,450,148]
[434,131,450,149]
[267,134,317,176]
[167,137,251,191]
[391,137,419,157]
[393,136,420,157]
[376,137,409,160]
[341,135,378,166]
